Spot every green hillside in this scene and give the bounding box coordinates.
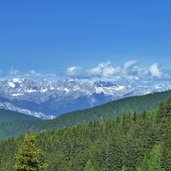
[0,90,171,140]
[0,109,42,139]
[0,109,40,122]
[0,96,170,171]
[50,90,171,127]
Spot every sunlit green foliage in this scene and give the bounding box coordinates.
[84,160,95,171]
[14,134,47,171]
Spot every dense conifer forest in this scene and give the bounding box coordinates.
[0,94,171,170]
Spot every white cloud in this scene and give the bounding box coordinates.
[149,63,162,78]
[123,60,137,70]
[0,60,169,84]
[67,62,120,79]
[103,66,117,77]
[2,69,43,79]
[29,70,41,77]
[89,61,120,78]
[65,60,168,82]
[67,66,82,76]
[8,69,20,75]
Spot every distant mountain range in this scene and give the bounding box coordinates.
[0,78,171,119]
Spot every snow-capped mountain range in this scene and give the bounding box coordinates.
[0,78,170,119]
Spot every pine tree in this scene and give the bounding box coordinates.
[14,134,47,171]
[147,144,165,171]
[84,160,95,171]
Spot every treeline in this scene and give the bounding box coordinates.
[1,90,171,140]
[0,97,171,170]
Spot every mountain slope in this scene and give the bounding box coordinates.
[0,109,42,139]
[0,109,41,122]
[49,90,171,127]
[0,90,171,140]
[0,96,170,171]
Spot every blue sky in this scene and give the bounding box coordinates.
[0,0,171,79]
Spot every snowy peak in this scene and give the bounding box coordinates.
[0,78,170,119]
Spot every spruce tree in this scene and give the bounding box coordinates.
[147,144,165,171]
[14,134,47,171]
[84,160,95,171]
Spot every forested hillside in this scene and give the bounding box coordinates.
[1,90,171,140]
[51,90,171,126]
[0,97,170,170]
[0,109,43,139]
[0,109,40,122]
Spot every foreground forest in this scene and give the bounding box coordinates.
[0,96,171,170]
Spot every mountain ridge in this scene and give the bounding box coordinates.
[1,89,171,140]
[0,78,171,119]
[0,108,41,122]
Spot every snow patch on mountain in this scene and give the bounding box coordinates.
[0,78,170,119]
[11,93,23,97]
[0,101,55,119]
[8,82,16,88]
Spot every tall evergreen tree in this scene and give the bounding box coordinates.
[147,144,165,171]
[14,134,47,171]
[84,160,95,171]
